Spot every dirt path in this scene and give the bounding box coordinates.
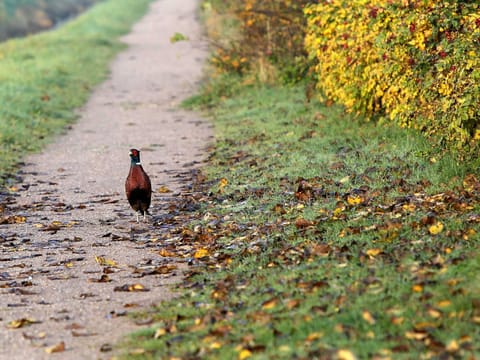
[0,0,211,358]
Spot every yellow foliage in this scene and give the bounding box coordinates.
[304,1,480,150]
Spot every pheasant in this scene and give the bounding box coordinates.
[125,148,152,222]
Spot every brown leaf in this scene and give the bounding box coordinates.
[295,218,315,229]
[309,243,331,256]
[88,274,111,283]
[114,284,149,292]
[72,330,97,337]
[64,323,84,330]
[285,299,301,310]
[272,203,286,214]
[45,341,65,353]
[138,264,178,276]
[158,249,177,257]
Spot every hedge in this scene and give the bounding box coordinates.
[304,1,480,150]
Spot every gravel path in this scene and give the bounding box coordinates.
[0,0,211,358]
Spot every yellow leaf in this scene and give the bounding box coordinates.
[347,195,363,205]
[8,318,39,329]
[362,310,376,325]
[405,331,428,340]
[157,185,172,193]
[45,341,65,353]
[412,284,423,293]
[305,332,323,341]
[402,203,416,212]
[194,248,210,259]
[437,300,452,308]
[428,221,444,235]
[210,341,222,349]
[218,178,228,188]
[154,328,166,338]
[238,349,252,360]
[333,207,344,217]
[130,284,145,291]
[95,256,118,267]
[337,349,357,360]
[366,248,381,257]
[428,309,441,319]
[129,348,146,355]
[262,298,278,310]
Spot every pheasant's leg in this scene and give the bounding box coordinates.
[136,212,140,223]
[143,212,148,222]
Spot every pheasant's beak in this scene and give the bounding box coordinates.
[129,151,132,156]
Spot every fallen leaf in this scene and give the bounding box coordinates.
[238,349,252,360]
[72,330,97,337]
[362,310,376,325]
[437,300,452,308]
[412,284,423,293]
[347,195,363,206]
[218,178,228,192]
[45,341,65,353]
[22,331,46,340]
[405,330,428,340]
[158,249,177,257]
[157,185,172,193]
[95,256,118,267]
[8,318,41,329]
[305,332,323,341]
[262,297,278,310]
[114,284,149,292]
[154,328,167,339]
[194,248,210,259]
[446,339,459,353]
[337,349,357,360]
[88,274,111,283]
[295,218,315,229]
[0,215,26,224]
[366,248,382,257]
[428,221,444,235]
[129,348,146,355]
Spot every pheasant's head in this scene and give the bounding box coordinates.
[129,148,141,165]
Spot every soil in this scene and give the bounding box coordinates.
[0,0,212,358]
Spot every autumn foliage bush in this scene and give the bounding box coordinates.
[304,1,480,150]
[207,0,310,83]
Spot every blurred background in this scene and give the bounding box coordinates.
[0,0,102,42]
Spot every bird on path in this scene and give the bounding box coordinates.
[125,148,152,222]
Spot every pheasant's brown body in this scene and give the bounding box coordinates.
[125,149,152,222]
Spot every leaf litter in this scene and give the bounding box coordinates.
[0,167,203,358]
[119,87,480,359]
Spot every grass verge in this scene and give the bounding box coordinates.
[121,80,480,359]
[0,0,152,186]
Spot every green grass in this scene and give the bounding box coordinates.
[0,0,152,186]
[121,80,480,359]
